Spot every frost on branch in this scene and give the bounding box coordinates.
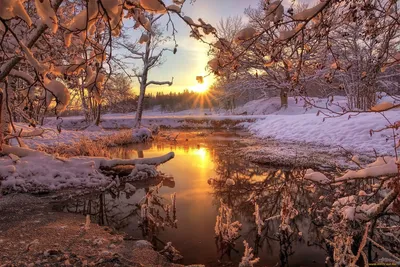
[139,182,178,235]
[279,23,304,41]
[208,58,224,73]
[101,0,123,33]
[253,203,264,236]
[183,16,196,26]
[239,240,260,267]
[280,189,298,233]
[84,71,106,103]
[215,199,241,243]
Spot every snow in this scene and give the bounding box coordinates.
[370,101,395,111]
[4,94,400,193]
[132,127,152,143]
[36,95,400,157]
[45,110,264,130]
[35,0,58,33]
[247,97,400,155]
[0,152,109,192]
[304,169,330,184]
[10,123,111,148]
[293,2,326,21]
[335,157,398,182]
[167,4,181,12]
[44,79,70,114]
[140,0,167,14]
[0,0,32,26]
[20,42,48,74]
[234,27,257,43]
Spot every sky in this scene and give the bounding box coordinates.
[124,0,260,95]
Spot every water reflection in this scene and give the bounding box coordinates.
[56,132,327,266]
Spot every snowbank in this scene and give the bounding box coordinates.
[248,110,400,155]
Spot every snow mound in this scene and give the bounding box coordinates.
[132,127,153,143]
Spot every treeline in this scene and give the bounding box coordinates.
[144,89,218,112]
[100,89,219,114]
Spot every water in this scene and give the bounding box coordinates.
[59,131,327,266]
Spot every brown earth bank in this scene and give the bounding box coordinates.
[0,193,203,267]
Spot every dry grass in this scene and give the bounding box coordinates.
[38,130,134,158]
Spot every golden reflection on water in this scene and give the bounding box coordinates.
[111,142,216,202]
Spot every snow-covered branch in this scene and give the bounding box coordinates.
[146,77,173,87]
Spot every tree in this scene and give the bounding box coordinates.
[102,72,136,113]
[117,19,174,128]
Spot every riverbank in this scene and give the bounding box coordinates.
[0,193,203,267]
[41,95,400,158]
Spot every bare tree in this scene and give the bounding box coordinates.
[117,19,174,128]
[216,15,244,43]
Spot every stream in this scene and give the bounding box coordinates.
[58,130,327,266]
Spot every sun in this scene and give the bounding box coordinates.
[190,81,209,93]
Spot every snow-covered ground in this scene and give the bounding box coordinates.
[11,123,113,148]
[15,95,400,156]
[44,111,264,131]
[241,96,400,155]
[3,95,400,193]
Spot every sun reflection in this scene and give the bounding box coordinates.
[193,147,207,159]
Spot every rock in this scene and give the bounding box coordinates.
[133,240,153,249]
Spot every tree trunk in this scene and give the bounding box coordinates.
[80,86,91,122]
[134,33,151,129]
[347,86,376,111]
[95,104,101,126]
[135,85,146,128]
[0,87,12,146]
[0,88,3,150]
[280,88,288,109]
